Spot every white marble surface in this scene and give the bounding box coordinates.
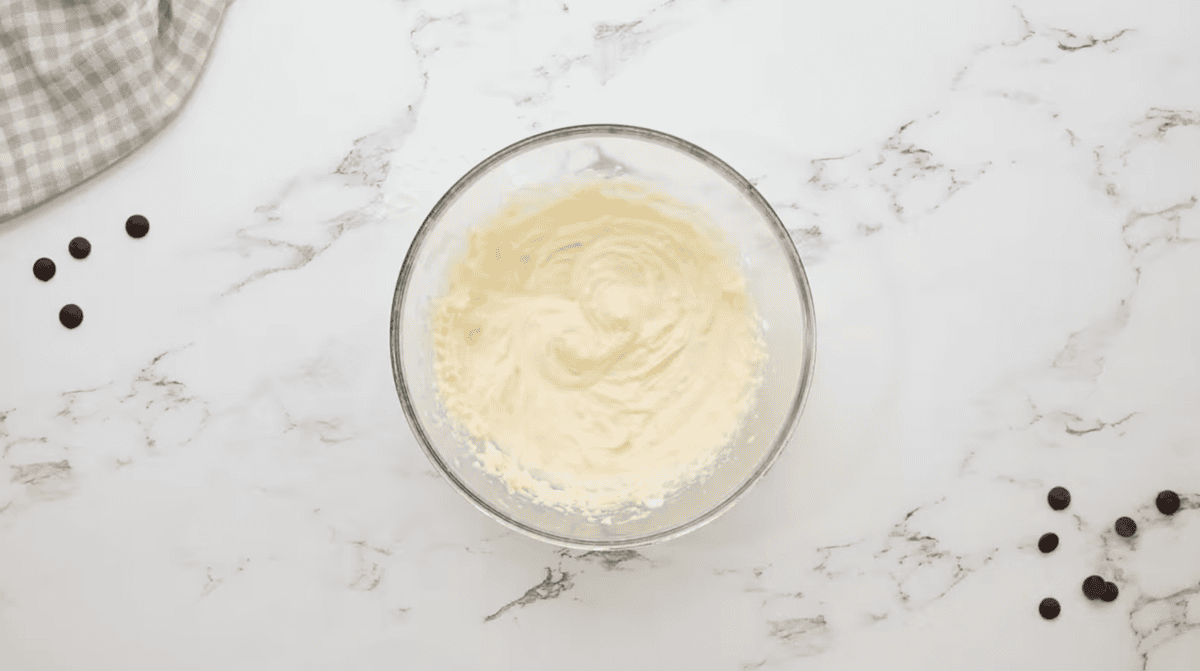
[1,0,1199,668]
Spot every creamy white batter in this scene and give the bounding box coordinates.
[432,177,766,517]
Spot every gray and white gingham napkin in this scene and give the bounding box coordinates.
[0,0,232,222]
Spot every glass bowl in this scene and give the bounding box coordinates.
[390,124,816,549]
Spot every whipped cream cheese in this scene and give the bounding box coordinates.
[432,177,766,517]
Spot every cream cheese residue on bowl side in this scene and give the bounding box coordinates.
[431,177,767,518]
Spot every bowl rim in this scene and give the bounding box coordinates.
[389,123,817,550]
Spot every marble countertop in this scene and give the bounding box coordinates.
[2,1,1198,669]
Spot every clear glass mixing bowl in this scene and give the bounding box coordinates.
[390,124,816,549]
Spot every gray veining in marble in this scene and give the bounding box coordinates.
[1,1,1198,669]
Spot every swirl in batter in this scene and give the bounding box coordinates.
[432,178,766,516]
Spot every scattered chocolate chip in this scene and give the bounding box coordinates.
[1038,533,1059,553]
[1082,575,1106,600]
[1115,517,1137,537]
[33,257,56,281]
[1039,597,1061,620]
[1156,490,1181,516]
[125,214,149,238]
[1048,486,1071,511]
[1101,582,1119,603]
[68,237,91,259]
[59,304,83,329]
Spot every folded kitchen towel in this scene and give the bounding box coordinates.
[0,0,233,222]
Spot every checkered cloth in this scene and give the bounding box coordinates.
[0,0,232,222]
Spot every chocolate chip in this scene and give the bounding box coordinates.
[1100,582,1119,603]
[1115,517,1137,537]
[33,257,56,281]
[68,237,91,259]
[1048,486,1071,511]
[1156,490,1181,516]
[1082,575,1105,600]
[125,214,149,238]
[1039,597,1061,620]
[1038,533,1059,553]
[59,304,83,329]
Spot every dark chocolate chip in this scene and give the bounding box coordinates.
[33,257,56,281]
[1082,575,1106,600]
[59,304,83,329]
[1100,582,1119,603]
[1156,490,1181,516]
[1039,597,1061,620]
[1115,517,1137,538]
[68,237,91,259]
[1038,533,1059,553]
[125,214,149,238]
[1048,486,1071,511]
